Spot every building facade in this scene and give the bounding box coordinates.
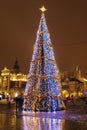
[0,59,28,99]
[0,65,87,99]
[59,66,87,98]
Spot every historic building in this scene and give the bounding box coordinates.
[0,62,87,100]
[0,59,28,99]
[59,66,87,98]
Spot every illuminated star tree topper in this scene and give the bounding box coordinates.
[39,6,47,13]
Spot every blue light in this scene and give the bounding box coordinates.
[23,10,64,112]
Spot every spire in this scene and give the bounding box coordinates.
[13,58,20,74]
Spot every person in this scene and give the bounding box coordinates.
[71,95,74,104]
[7,95,11,107]
[63,97,67,107]
[15,96,24,111]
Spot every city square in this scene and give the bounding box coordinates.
[0,1,87,130]
[0,98,87,130]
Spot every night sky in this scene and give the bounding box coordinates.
[0,0,87,77]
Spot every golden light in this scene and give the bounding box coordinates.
[70,92,77,97]
[7,93,9,96]
[1,67,10,76]
[15,93,18,97]
[62,90,69,98]
[39,6,47,13]
[83,78,87,82]
[78,92,83,96]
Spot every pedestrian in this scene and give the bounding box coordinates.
[71,95,74,104]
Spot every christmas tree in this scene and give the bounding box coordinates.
[23,6,65,111]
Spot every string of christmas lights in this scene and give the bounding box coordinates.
[23,7,65,111]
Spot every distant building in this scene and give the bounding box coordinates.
[0,63,87,99]
[0,59,28,99]
[59,66,87,98]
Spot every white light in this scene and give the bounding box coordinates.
[0,95,2,99]
[15,93,18,97]
[7,93,9,96]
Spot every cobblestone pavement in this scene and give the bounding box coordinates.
[0,99,87,130]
